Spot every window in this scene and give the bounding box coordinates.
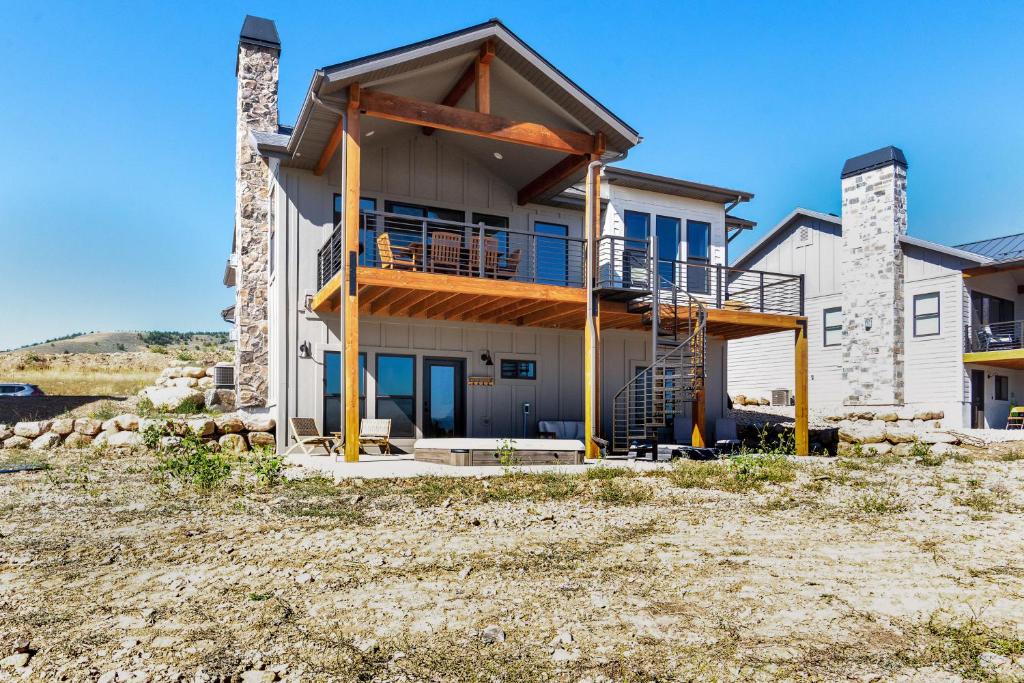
[500,359,536,380]
[686,220,711,294]
[656,215,681,285]
[333,196,377,265]
[823,307,843,347]
[623,210,650,288]
[995,375,1009,401]
[376,354,416,437]
[535,221,571,286]
[913,292,941,337]
[324,352,365,435]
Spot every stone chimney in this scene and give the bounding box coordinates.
[839,145,908,406]
[234,16,280,408]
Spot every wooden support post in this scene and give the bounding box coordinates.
[691,390,706,447]
[343,84,362,463]
[583,158,602,459]
[794,321,809,456]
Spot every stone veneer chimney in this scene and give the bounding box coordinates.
[839,146,908,406]
[234,16,280,408]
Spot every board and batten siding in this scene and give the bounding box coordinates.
[728,214,843,406]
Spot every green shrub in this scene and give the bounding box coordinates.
[156,434,231,492]
[998,449,1024,462]
[176,350,196,362]
[89,402,118,421]
[666,452,795,493]
[853,490,907,514]
[248,447,284,487]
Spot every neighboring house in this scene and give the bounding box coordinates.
[225,16,810,458]
[729,145,1024,428]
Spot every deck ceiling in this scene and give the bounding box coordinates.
[312,268,805,339]
[964,349,1024,370]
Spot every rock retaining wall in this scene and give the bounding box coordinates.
[823,408,964,455]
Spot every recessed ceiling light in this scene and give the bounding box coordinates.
[493,152,503,160]
[365,130,375,137]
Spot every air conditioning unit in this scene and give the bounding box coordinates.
[771,389,791,406]
[213,363,235,389]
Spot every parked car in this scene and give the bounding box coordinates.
[0,383,45,397]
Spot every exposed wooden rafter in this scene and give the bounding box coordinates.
[314,116,344,176]
[360,89,598,156]
[424,41,496,136]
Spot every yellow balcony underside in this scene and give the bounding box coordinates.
[964,349,1024,370]
[311,267,805,339]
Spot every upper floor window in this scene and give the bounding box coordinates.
[686,220,711,294]
[334,195,377,227]
[913,292,941,337]
[823,307,843,347]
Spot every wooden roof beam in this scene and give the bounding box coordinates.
[424,41,496,136]
[361,89,598,156]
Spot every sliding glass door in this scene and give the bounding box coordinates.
[376,354,416,437]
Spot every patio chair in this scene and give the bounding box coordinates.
[359,418,393,455]
[430,231,463,274]
[1008,407,1024,430]
[714,418,742,453]
[495,249,522,280]
[981,324,1015,350]
[468,234,500,277]
[283,417,342,457]
[377,233,416,270]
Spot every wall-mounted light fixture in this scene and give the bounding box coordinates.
[864,317,873,331]
[299,341,312,359]
[480,350,494,366]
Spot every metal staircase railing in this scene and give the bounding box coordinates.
[611,273,707,453]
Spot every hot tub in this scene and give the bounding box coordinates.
[413,438,585,466]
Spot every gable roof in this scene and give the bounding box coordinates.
[318,19,639,152]
[603,167,753,205]
[898,235,989,264]
[732,208,840,268]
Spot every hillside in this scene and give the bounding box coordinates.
[13,330,228,354]
[0,331,232,399]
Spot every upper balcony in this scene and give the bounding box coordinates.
[313,211,804,335]
[964,320,1024,369]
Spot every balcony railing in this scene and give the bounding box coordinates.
[964,320,1024,353]
[316,215,804,317]
[318,210,586,290]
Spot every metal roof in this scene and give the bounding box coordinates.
[954,232,1024,260]
[239,15,280,50]
[604,167,753,205]
[841,145,907,179]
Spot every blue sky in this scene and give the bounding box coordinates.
[2,1,1022,350]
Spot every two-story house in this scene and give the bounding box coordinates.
[226,16,809,460]
[729,146,1024,429]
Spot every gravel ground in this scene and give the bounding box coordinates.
[1,446,1023,681]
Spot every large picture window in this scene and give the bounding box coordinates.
[623,210,650,288]
[376,354,416,437]
[324,351,365,435]
[913,292,941,337]
[823,307,843,347]
[334,195,377,265]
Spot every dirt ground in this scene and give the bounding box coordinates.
[1,445,1023,682]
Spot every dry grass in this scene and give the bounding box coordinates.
[12,368,156,396]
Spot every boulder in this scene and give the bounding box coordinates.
[160,436,183,449]
[838,420,886,444]
[895,419,915,429]
[205,389,235,413]
[915,410,944,421]
[758,398,770,406]
[30,432,62,450]
[734,394,747,406]
[101,418,119,433]
[219,434,249,452]
[105,431,144,449]
[154,377,168,386]
[198,377,215,389]
[50,418,75,436]
[74,418,103,436]
[0,424,12,441]
[163,367,183,378]
[186,417,216,437]
[181,366,206,379]
[14,421,51,439]
[64,433,94,449]
[168,377,198,388]
[920,431,958,445]
[215,415,244,434]
[862,441,893,456]
[3,436,31,449]
[885,426,920,444]
[114,414,140,431]
[142,386,205,411]
[242,414,276,432]
[205,366,216,377]
[876,412,899,423]
[248,432,276,448]
[896,407,917,421]
[892,442,916,457]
